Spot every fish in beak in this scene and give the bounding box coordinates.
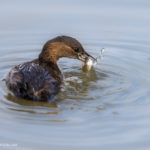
[78,51,97,71]
[78,51,96,63]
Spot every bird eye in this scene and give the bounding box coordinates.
[73,47,80,52]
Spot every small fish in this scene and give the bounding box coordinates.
[82,48,105,71]
[83,58,95,71]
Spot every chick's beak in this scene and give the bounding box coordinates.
[78,51,96,63]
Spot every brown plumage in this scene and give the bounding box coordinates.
[5,36,95,101]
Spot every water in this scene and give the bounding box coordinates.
[0,0,150,150]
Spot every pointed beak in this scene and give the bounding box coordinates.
[78,51,96,63]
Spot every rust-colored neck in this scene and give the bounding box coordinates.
[39,42,74,64]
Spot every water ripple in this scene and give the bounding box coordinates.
[0,37,150,150]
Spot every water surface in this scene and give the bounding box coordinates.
[0,0,150,150]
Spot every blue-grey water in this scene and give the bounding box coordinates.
[0,0,150,150]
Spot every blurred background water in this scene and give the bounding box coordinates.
[0,0,150,150]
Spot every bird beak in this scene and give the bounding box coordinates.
[78,51,96,63]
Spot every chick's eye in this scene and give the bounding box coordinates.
[73,47,79,52]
